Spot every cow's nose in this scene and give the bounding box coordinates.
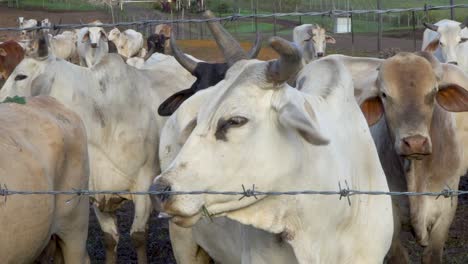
[400,135,431,158]
[317,52,324,58]
[149,177,172,211]
[90,43,98,48]
[448,61,458,65]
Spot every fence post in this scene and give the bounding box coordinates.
[299,15,302,25]
[189,15,192,40]
[273,15,277,36]
[450,0,455,20]
[377,0,382,52]
[412,11,417,51]
[351,11,355,56]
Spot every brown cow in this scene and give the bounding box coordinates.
[0,96,89,263]
[0,40,24,81]
[359,52,468,263]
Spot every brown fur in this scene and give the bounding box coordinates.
[0,40,24,80]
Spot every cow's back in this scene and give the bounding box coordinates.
[0,96,88,262]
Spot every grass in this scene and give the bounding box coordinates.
[13,0,102,11]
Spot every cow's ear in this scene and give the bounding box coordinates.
[325,35,336,44]
[82,32,90,43]
[424,39,440,53]
[436,84,468,112]
[158,88,195,116]
[273,88,329,145]
[100,29,108,41]
[0,48,6,56]
[360,97,384,126]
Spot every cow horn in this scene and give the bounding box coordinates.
[247,32,262,59]
[266,37,302,84]
[170,34,197,73]
[423,22,439,32]
[460,17,468,29]
[37,32,49,59]
[204,10,247,66]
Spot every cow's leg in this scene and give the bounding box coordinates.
[169,222,212,264]
[130,193,150,264]
[58,205,89,264]
[93,205,119,264]
[422,199,457,264]
[386,201,410,264]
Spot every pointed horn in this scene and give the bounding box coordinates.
[246,32,262,59]
[266,37,302,84]
[423,22,439,32]
[170,34,197,73]
[203,10,246,66]
[37,32,49,58]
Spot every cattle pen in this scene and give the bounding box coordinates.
[0,0,468,263]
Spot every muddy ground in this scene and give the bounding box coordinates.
[0,5,467,264]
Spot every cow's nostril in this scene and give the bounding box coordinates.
[317,52,324,57]
[448,61,458,65]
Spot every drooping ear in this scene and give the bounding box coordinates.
[273,88,329,145]
[360,97,384,126]
[325,35,336,44]
[424,38,440,53]
[158,88,195,116]
[436,84,468,112]
[100,29,108,41]
[0,48,6,57]
[81,31,90,43]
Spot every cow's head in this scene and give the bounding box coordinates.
[295,24,335,63]
[361,52,468,159]
[0,35,53,97]
[151,37,327,227]
[146,33,167,55]
[423,20,468,64]
[157,10,262,116]
[82,27,107,48]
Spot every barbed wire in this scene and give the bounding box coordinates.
[2,4,467,32]
[0,182,466,206]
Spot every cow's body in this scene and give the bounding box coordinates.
[0,48,193,262]
[0,96,89,263]
[108,28,144,59]
[153,38,393,263]
[0,40,24,80]
[49,31,78,62]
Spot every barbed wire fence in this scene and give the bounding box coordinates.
[1,3,467,54]
[1,182,467,207]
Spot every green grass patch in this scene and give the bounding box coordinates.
[16,0,102,11]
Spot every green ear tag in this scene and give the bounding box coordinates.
[1,96,26,105]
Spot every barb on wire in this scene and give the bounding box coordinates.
[239,184,258,200]
[338,180,352,206]
[1,4,467,32]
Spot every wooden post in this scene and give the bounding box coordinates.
[450,0,455,20]
[377,0,382,52]
[273,15,277,36]
[412,11,417,51]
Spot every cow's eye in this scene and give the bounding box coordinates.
[14,74,27,81]
[381,92,387,99]
[227,116,248,127]
[460,38,468,43]
[439,41,445,47]
[215,116,249,141]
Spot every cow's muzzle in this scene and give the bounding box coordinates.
[317,52,324,58]
[90,43,98,48]
[399,135,432,159]
[149,177,172,212]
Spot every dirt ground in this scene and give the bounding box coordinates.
[0,5,467,264]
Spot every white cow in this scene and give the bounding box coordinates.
[77,21,109,67]
[422,19,468,66]
[0,96,89,263]
[18,17,38,39]
[0,36,195,263]
[151,37,393,263]
[293,24,335,64]
[49,31,78,62]
[108,28,144,59]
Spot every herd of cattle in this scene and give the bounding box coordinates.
[0,9,467,264]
